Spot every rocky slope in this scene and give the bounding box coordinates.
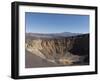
[25,33,89,68]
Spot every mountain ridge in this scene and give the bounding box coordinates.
[26,32,88,39]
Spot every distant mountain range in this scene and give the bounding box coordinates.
[26,32,84,38]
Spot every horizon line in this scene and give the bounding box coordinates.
[25,32,89,34]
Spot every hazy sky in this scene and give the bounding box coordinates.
[25,12,89,33]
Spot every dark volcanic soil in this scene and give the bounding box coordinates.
[25,50,59,68]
